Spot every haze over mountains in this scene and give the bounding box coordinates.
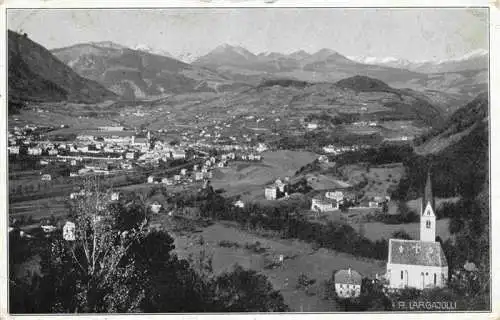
[8,29,488,122]
[348,49,488,74]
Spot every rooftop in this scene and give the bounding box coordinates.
[335,269,362,285]
[388,239,447,267]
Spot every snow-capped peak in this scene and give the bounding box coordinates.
[453,48,488,61]
[134,43,153,52]
[177,52,199,64]
[133,44,175,59]
[348,49,488,66]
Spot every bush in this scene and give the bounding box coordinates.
[296,273,316,289]
[218,240,240,248]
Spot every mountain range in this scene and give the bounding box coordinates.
[8,31,117,104]
[8,30,488,117]
[348,49,488,74]
[51,41,244,100]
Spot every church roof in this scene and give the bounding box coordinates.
[388,239,447,267]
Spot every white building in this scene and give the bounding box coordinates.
[172,150,186,159]
[234,200,245,208]
[264,178,287,200]
[311,193,338,212]
[264,186,278,200]
[307,123,318,130]
[110,192,120,201]
[150,203,162,214]
[162,178,173,185]
[125,152,135,160]
[255,143,268,153]
[63,221,76,241]
[98,126,124,131]
[28,147,42,156]
[325,190,344,202]
[335,268,362,298]
[147,176,155,184]
[386,171,448,290]
[194,172,204,181]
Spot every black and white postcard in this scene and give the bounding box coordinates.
[2,2,496,317]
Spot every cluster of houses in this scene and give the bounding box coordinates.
[310,190,390,213]
[8,125,56,155]
[322,144,371,155]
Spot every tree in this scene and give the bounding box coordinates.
[212,264,289,312]
[35,178,149,312]
[391,230,412,240]
[132,230,215,312]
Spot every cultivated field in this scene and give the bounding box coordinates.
[211,150,318,198]
[172,222,385,312]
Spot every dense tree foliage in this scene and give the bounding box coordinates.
[212,265,289,312]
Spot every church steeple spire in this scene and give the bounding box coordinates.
[422,169,435,215]
[420,167,436,242]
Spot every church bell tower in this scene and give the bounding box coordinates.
[420,170,436,242]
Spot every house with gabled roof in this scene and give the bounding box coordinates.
[386,170,448,289]
[335,268,362,298]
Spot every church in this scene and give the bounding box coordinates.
[385,171,448,289]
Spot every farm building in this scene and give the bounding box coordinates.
[265,178,288,200]
[234,200,245,208]
[334,268,362,298]
[150,203,162,214]
[110,192,120,201]
[311,193,338,212]
[171,150,186,159]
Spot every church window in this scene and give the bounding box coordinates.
[426,220,431,228]
[434,273,437,285]
[401,271,404,280]
[425,272,428,276]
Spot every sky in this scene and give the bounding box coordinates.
[7,8,489,61]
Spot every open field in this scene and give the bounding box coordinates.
[211,150,318,197]
[9,196,68,220]
[171,222,385,312]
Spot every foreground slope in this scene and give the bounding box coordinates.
[8,30,117,104]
